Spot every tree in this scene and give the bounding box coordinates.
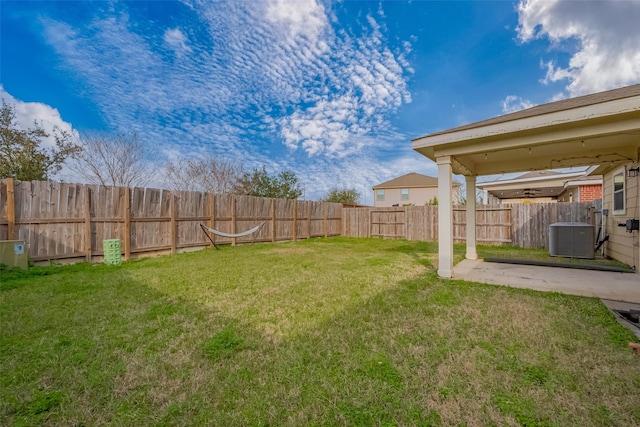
[232,166,303,199]
[426,196,438,206]
[322,187,361,204]
[70,132,155,187]
[164,155,243,193]
[0,102,81,181]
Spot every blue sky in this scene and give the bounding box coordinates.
[2,0,639,202]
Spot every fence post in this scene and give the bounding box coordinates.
[84,185,92,262]
[292,199,297,242]
[342,207,347,237]
[209,193,215,247]
[404,206,408,239]
[307,202,311,238]
[6,178,16,240]
[170,193,177,254]
[323,203,328,237]
[271,198,276,242]
[124,187,131,260]
[510,205,516,248]
[231,196,237,246]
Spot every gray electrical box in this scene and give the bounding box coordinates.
[0,240,29,270]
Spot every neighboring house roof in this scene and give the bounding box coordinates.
[373,172,460,189]
[425,84,640,138]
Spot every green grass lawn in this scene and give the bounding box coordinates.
[1,238,639,426]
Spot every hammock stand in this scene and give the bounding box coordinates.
[199,222,266,250]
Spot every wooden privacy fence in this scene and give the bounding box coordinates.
[0,179,342,263]
[510,201,594,249]
[343,206,511,243]
[343,202,594,248]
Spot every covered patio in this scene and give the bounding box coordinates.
[412,85,640,293]
[453,259,640,303]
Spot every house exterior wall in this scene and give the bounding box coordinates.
[373,187,440,207]
[602,162,639,269]
[557,189,575,202]
[579,184,603,202]
[558,184,602,203]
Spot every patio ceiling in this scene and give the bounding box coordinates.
[476,170,602,200]
[412,85,640,176]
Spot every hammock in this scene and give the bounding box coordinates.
[199,222,266,250]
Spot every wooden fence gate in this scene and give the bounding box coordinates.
[370,209,406,239]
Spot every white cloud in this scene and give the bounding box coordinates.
[0,85,79,148]
[500,95,535,114]
[42,2,411,160]
[265,0,328,43]
[517,0,640,96]
[276,13,412,158]
[163,28,192,54]
[30,1,414,195]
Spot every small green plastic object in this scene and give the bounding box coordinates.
[103,239,122,265]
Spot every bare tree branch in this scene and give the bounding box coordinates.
[163,154,244,193]
[70,132,156,187]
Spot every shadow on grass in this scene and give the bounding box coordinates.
[0,262,265,426]
[2,245,638,426]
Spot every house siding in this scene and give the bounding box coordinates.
[557,184,603,203]
[557,189,575,202]
[579,184,602,202]
[373,187,440,207]
[603,163,640,269]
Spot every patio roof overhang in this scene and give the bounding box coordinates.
[412,89,640,177]
[411,84,640,278]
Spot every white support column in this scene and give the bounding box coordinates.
[437,156,454,278]
[465,175,478,260]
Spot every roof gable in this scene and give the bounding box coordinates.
[374,172,456,189]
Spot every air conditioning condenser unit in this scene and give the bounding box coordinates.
[549,222,594,259]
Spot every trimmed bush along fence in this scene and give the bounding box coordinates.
[0,178,595,264]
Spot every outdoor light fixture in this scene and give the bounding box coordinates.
[628,167,640,177]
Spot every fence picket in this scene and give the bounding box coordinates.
[0,178,596,264]
[0,179,343,263]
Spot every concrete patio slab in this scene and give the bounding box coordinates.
[453,259,640,303]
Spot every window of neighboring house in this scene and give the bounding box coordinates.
[613,170,625,214]
[376,189,385,201]
[401,188,409,200]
